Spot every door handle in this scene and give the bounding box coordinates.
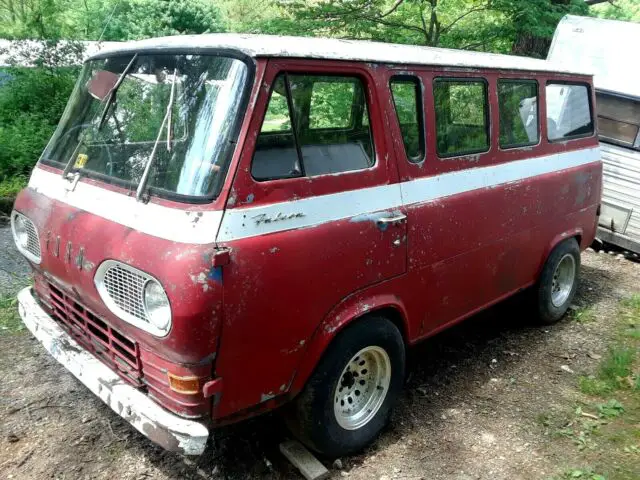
[376,214,407,226]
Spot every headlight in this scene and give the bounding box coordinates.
[143,280,171,332]
[13,215,30,249]
[94,260,171,337]
[11,211,41,264]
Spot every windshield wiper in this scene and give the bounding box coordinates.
[136,68,178,202]
[97,54,138,131]
[60,55,139,181]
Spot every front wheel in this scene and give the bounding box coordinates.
[536,238,580,324]
[284,316,405,457]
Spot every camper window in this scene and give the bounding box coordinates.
[596,93,640,150]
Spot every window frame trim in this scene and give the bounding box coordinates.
[497,79,541,150]
[251,71,377,182]
[545,80,595,143]
[389,74,426,164]
[432,76,491,159]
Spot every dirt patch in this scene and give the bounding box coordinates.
[1,247,639,479]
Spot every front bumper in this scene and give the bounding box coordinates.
[17,287,209,455]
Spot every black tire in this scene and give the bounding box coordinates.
[536,238,580,324]
[284,316,405,457]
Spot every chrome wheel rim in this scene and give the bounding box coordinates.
[334,346,391,430]
[551,253,576,307]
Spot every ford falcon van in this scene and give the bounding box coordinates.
[13,34,602,457]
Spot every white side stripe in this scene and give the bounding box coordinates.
[26,147,600,244]
[400,147,600,206]
[217,182,403,242]
[27,169,223,245]
[217,147,601,242]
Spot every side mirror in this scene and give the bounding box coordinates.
[87,70,120,101]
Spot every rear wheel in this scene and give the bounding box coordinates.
[536,238,580,324]
[285,316,405,457]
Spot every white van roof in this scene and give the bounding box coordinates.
[88,33,590,76]
[548,15,640,99]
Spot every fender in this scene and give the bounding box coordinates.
[536,227,584,278]
[288,289,409,396]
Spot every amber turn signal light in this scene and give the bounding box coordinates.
[167,373,201,395]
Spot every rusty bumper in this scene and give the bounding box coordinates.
[17,287,209,455]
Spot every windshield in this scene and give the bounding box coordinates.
[41,53,249,200]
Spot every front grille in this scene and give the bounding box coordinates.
[46,282,143,387]
[102,264,148,321]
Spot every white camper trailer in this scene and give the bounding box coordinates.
[548,15,640,253]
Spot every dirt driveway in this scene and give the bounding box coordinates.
[1,224,639,480]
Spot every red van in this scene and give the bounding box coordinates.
[13,34,602,457]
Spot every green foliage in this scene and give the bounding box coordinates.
[596,399,625,419]
[0,176,27,197]
[571,306,597,324]
[100,0,226,41]
[554,468,606,480]
[0,67,77,184]
[590,0,640,22]
[0,0,225,41]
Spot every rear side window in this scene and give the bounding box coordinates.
[546,83,593,141]
[433,79,489,157]
[390,76,425,162]
[253,74,374,180]
[498,80,539,148]
[596,92,640,150]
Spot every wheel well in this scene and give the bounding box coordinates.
[366,306,408,345]
[574,234,582,248]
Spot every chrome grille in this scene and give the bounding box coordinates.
[23,218,40,258]
[103,264,148,321]
[11,211,41,263]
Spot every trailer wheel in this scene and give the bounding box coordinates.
[284,316,405,457]
[536,238,580,324]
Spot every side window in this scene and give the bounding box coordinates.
[390,76,425,162]
[252,73,375,180]
[309,80,355,129]
[433,79,489,157]
[546,83,594,141]
[498,80,539,148]
[260,78,292,133]
[253,76,300,180]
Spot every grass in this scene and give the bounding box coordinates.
[545,295,640,480]
[571,306,597,324]
[578,295,640,396]
[553,468,606,480]
[0,293,24,334]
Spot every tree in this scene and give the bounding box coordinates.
[589,0,640,21]
[272,0,594,55]
[274,0,502,48]
[99,0,226,41]
[490,0,589,58]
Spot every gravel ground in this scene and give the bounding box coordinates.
[0,225,30,295]
[1,229,639,479]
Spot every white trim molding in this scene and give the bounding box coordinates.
[28,168,223,245]
[28,147,601,245]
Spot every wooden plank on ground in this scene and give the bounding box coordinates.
[279,439,330,480]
